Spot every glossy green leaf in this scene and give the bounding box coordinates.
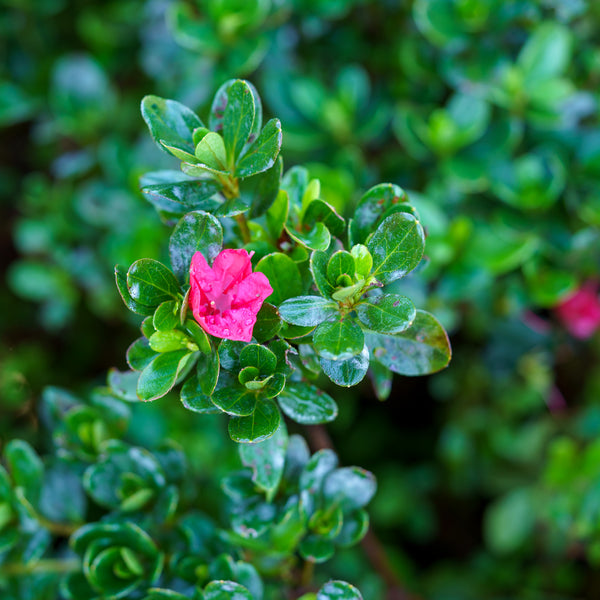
[266,189,289,241]
[108,369,140,402]
[236,118,282,178]
[311,250,335,298]
[204,580,253,600]
[299,535,335,563]
[278,382,338,424]
[223,79,256,164]
[368,212,424,284]
[115,265,155,316]
[137,350,197,401]
[323,467,376,512]
[317,580,363,600]
[169,210,223,281]
[255,253,303,305]
[141,95,203,155]
[287,222,331,251]
[349,183,408,245]
[212,386,258,416]
[518,22,572,82]
[244,156,283,219]
[303,199,345,238]
[239,420,288,499]
[356,294,416,334]
[127,259,180,307]
[5,440,43,500]
[327,251,355,287]
[228,399,281,443]
[335,509,370,547]
[313,319,364,361]
[149,330,193,353]
[180,370,220,415]
[279,296,338,326]
[367,310,451,376]
[153,300,179,331]
[320,344,369,387]
[239,344,277,374]
[351,245,373,278]
[252,303,282,343]
[210,79,262,139]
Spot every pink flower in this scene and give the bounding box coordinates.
[189,249,273,342]
[555,282,600,339]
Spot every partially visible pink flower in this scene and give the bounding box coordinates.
[189,249,273,342]
[555,282,600,339]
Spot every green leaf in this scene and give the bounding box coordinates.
[239,344,277,375]
[484,488,536,554]
[236,118,282,178]
[369,361,392,401]
[287,222,331,251]
[228,399,281,443]
[210,79,262,139]
[320,345,369,387]
[349,183,409,246]
[323,467,376,512]
[204,580,253,600]
[180,362,220,415]
[350,245,372,278]
[303,199,345,238]
[255,253,303,305]
[108,369,140,402]
[127,259,181,307]
[244,157,283,219]
[266,189,289,241]
[141,95,203,155]
[278,382,338,424]
[518,22,572,82]
[239,420,288,499]
[127,338,158,371]
[317,580,363,600]
[153,300,180,331]
[327,251,355,286]
[149,330,193,353]
[368,213,425,284]
[335,509,370,547]
[356,294,416,334]
[137,350,197,401]
[212,385,258,416]
[279,296,338,327]
[253,303,282,343]
[311,250,335,298]
[169,210,223,281]
[115,265,155,316]
[223,80,256,165]
[195,132,228,171]
[299,535,335,563]
[140,174,221,222]
[184,318,212,355]
[5,440,43,500]
[367,310,451,376]
[313,319,364,361]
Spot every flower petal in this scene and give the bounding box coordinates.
[212,249,253,293]
[197,308,255,342]
[232,272,273,313]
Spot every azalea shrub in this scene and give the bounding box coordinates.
[4,1,600,599]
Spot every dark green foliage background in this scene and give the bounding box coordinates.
[3,0,600,598]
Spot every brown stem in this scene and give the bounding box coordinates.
[304,424,421,600]
[235,213,252,245]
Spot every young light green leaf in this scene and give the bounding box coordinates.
[368,212,425,284]
[195,132,227,171]
[153,300,179,331]
[287,222,331,252]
